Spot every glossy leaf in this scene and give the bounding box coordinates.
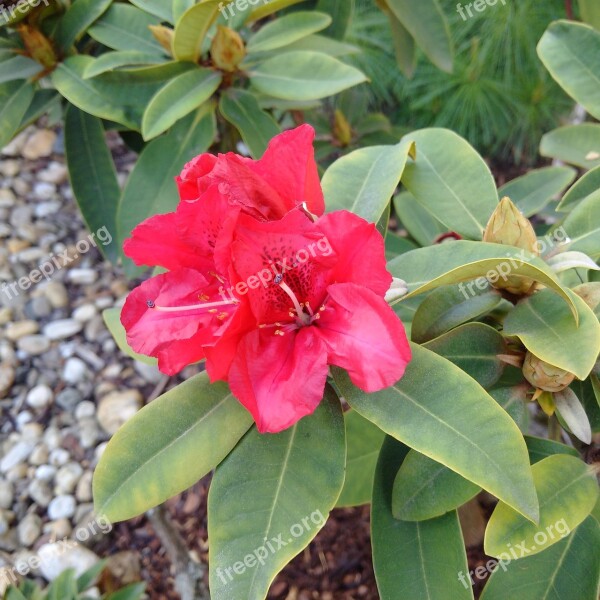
[524,435,579,464]
[392,450,480,521]
[554,387,592,444]
[401,129,498,239]
[393,191,446,246]
[218,88,280,158]
[316,0,354,39]
[503,289,600,380]
[546,251,600,274]
[130,0,174,23]
[538,21,600,120]
[118,105,216,275]
[490,385,530,433]
[322,139,415,223]
[208,388,345,600]
[540,124,600,169]
[387,241,576,318]
[333,343,539,522]
[580,0,600,29]
[245,0,307,22]
[0,80,34,148]
[142,68,221,140]
[423,323,506,389]
[270,33,359,57]
[337,410,385,508]
[173,0,222,62]
[484,455,599,559]
[102,307,157,366]
[94,373,253,522]
[562,190,600,258]
[54,0,113,51]
[64,106,120,263]
[18,89,60,131]
[481,516,600,600]
[412,284,502,343]
[385,0,453,73]
[498,166,576,217]
[247,11,331,53]
[371,437,473,600]
[84,51,166,78]
[88,4,164,54]
[249,51,367,101]
[0,55,41,85]
[387,8,416,77]
[558,165,600,211]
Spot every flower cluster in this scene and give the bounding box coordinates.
[121,126,411,433]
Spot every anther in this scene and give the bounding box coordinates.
[146,300,155,308]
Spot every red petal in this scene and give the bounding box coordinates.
[123,213,203,271]
[316,283,411,391]
[154,333,207,376]
[317,211,392,295]
[176,153,218,201]
[228,328,328,433]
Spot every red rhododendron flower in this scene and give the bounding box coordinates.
[121,125,411,433]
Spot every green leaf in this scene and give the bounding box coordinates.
[371,437,473,600]
[18,89,60,131]
[386,8,416,77]
[401,129,498,239]
[247,11,331,53]
[105,582,147,600]
[554,387,592,444]
[392,450,480,521]
[393,191,446,246]
[245,0,307,22]
[102,308,157,366]
[54,0,113,51]
[484,455,599,559]
[64,105,120,263]
[571,378,600,433]
[385,232,417,261]
[316,0,354,39]
[322,139,415,223]
[0,80,34,148]
[47,570,77,600]
[118,104,216,275]
[562,190,600,258]
[412,284,502,343]
[83,51,166,78]
[384,0,452,72]
[387,241,577,319]
[579,0,600,29]
[336,410,385,507]
[480,516,600,600]
[498,166,576,217]
[540,124,600,169]
[173,0,195,22]
[218,88,280,158]
[208,387,345,600]
[173,0,222,62]
[423,323,506,389]
[88,4,163,54]
[524,435,579,465]
[503,289,600,380]
[130,0,174,23]
[249,50,366,101]
[142,68,221,140]
[538,21,600,121]
[93,373,252,522]
[0,55,41,84]
[269,33,359,57]
[333,343,539,523]
[558,165,600,212]
[76,560,107,593]
[491,385,530,433]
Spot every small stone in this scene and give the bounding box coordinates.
[5,320,38,340]
[33,182,56,201]
[42,282,68,308]
[38,162,67,185]
[18,513,42,547]
[134,361,163,385]
[0,159,19,177]
[0,479,14,509]
[63,357,88,384]
[67,268,97,285]
[34,200,61,218]
[55,388,83,411]
[26,384,54,409]
[49,448,70,467]
[78,419,100,449]
[16,247,45,262]
[20,423,43,443]
[34,464,56,482]
[75,401,95,420]
[55,463,83,495]
[22,129,57,160]
[0,442,33,473]
[29,444,49,466]
[0,188,16,207]
[72,304,97,322]
[97,390,142,435]
[2,129,29,156]
[0,307,12,325]
[0,365,15,399]
[43,517,72,539]
[17,335,50,355]
[43,427,62,450]
[0,510,9,535]
[28,479,52,507]
[43,319,83,341]
[38,542,99,581]
[75,471,93,503]
[29,295,52,318]
[47,495,76,520]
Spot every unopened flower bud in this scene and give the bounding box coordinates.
[211,25,245,72]
[522,352,575,392]
[333,109,352,147]
[483,197,540,295]
[149,25,174,55]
